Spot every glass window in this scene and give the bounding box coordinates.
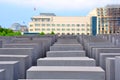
[35,28,40,31]
[57,29,60,31]
[81,24,85,27]
[30,29,33,31]
[47,28,50,31]
[72,24,75,26]
[67,24,70,27]
[52,28,55,31]
[52,24,55,26]
[42,28,45,31]
[67,28,70,31]
[47,24,50,26]
[57,24,60,26]
[72,28,75,31]
[30,24,33,27]
[77,24,80,27]
[62,24,65,26]
[35,24,40,27]
[81,28,85,31]
[42,24,45,26]
[62,28,65,31]
[77,29,80,31]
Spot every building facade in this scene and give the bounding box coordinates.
[28,13,92,35]
[28,5,120,35]
[88,5,120,34]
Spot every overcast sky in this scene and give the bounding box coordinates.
[0,0,119,28]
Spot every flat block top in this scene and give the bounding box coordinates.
[0,69,5,72]
[0,48,33,49]
[0,55,28,58]
[48,51,85,52]
[27,66,104,72]
[0,61,19,64]
[100,53,120,56]
[38,57,94,60]
[4,43,38,45]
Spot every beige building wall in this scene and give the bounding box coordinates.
[28,16,91,35]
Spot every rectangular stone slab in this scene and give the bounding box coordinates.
[115,56,120,80]
[106,58,115,80]
[99,53,120,69]
[0,48,33,66]
[50,45,83,51]
[47,51,86,57]
[19,79,95,80]
[27,66,105,80]
[37,57,96,66]
[3,44,41,65]
[92,48,120,65]
[0,61,19,80]
[0,55,29,79]
[0,69,5,80]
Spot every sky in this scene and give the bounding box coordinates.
[0,0,119,28]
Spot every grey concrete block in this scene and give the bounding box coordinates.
[47,51,86,57]
[0,69,5,80]
[115,56,120,80]
[0,55,29,79]
[99,53,120,69]
[0,48,34,66]
[37,57,96,66]
[0,61,19,80]
[27,66,105,80]
[92,48,120,65]
[18,79,95,80]
[0,41,2,48]
[106,58,115,80]
[3,43,41,65]
[50,45,83,51]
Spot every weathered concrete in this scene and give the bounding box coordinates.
[37,57,96,66]
[0,69,5,80]
[27,66,105,80]
[0,61,19,80]
[106,58,115,80]
[115,56,120,80]
[0,48,34,66]
[99,53,120,69]
[47,51,86,57]
[0,55,29,78]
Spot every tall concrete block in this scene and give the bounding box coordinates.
[47,51,86,57]
[92,48,120,65]
[27,66,105,80]
[0,55,29,78]
[0,69,5,80]
[37,57,96,66]
[0,61,19,80]
[106,58,115,80]
[115,56,120,80]
[99,53,120,69]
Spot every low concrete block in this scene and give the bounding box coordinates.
[0,48,34,66]
[27,66,105,80]
[0,55,29,78]
[106,58,115,80]
[0,61,19,80]
[0,69,5,80]
[50,45,83,51]
[47,51,86,57]
[37,57,96,66]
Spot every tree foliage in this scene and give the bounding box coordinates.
[0,27,21,36]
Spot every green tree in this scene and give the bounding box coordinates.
[40,32,45,35]
[50,31,55,35]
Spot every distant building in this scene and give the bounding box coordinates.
[28,13,91,35]
[10,23,28,33]
[28,5,120,35]
[88,4,120,34]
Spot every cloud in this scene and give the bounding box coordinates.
[0,0,120,11]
